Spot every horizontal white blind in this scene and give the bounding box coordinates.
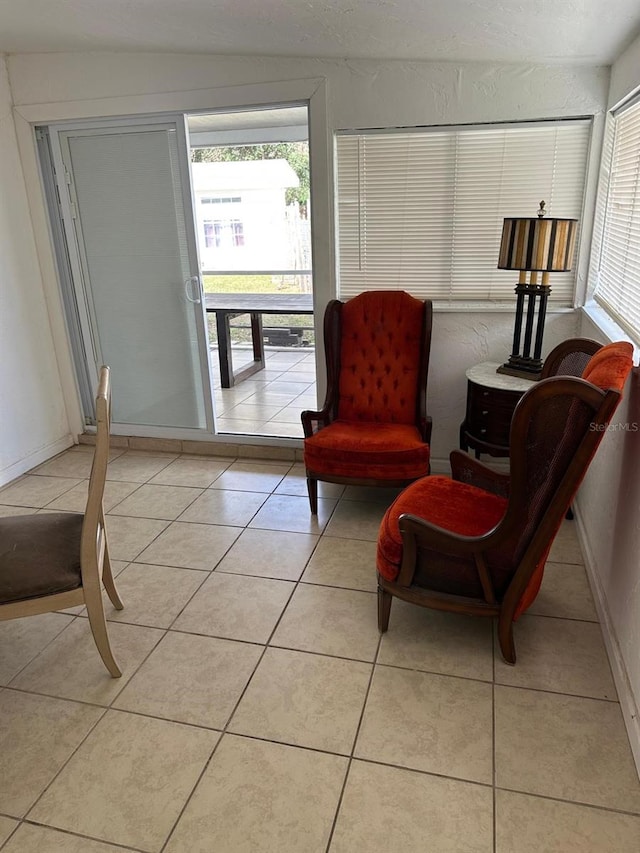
[336,122,590,303]
[594,99,640,340]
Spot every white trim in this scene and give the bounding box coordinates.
[0,435,74,488]
[581,301,640,357]
[574,500,640,779]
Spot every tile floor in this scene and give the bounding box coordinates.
[1,447,640,852]
[212,345,317,438]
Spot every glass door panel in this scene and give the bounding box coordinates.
[56,121,212,431]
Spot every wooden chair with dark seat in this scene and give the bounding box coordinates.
[302,290,433,514]
[0,366,124,677]
[376,341,633,663]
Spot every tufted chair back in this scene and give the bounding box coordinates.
[301,290,433,514]
[337,291,425,424]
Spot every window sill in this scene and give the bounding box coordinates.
[581,301,640,358]
[432,302,576,314]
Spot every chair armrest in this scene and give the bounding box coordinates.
[449,449,510,498]
[301,408,331,438]
[397,512,501,601]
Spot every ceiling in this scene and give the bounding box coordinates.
[0,0,638,65]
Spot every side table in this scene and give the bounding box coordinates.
[460,362,535,458]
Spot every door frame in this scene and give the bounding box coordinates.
[47,115,217,439]
[16,77,331,448]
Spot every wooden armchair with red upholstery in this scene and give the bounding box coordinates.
[376,341,634,664]
[301,290,433,514]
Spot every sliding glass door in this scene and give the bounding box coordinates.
[51,118,213,433]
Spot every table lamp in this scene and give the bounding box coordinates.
[497,201,577,380]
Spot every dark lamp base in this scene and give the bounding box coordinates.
[497,359,542,381]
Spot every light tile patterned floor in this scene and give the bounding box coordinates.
[1,448,640,852]
[212,345,317,438]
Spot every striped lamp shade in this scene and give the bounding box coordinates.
[498,217,577,272]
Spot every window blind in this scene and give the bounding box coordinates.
[336,121,591,304]
[593,98,640,340]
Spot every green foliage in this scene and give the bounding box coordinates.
[192,143,309,211]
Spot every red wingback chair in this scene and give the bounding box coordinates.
[302,291,433,514]
[376,341,634,664]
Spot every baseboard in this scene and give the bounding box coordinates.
[0,434,74,488]
[574,502,640,778]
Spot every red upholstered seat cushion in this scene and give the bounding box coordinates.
[304,420,430,480]
[377,475,507,581]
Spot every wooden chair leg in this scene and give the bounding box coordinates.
[378,584,393,632]
[102,539,124,611]
[497,613,516,665]
[84,577,122,678]
[307,475,318,515]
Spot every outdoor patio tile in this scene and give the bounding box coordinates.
[108,483,203,520]
[178,488,267,526]
[29,710,219,852]
[216,527,318,580]
[331,761,493,853]
[265,380,312,395]
[114,631,262,729]
[223,402,286,421]
[174,572,294,643]
[216,417,268,433]
[164,735,347,853]
[135,521,240,570]
[0,689,103,817]
[259,421,304,437]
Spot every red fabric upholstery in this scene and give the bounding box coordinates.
[514,340,635,618]
[377,475,507,581]
[305,420,430,480]
[338,291,424,424]
[582,341,634,390]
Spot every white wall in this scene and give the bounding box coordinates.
[576,19,640,763]
[5,51,607,462]
[0,58,71,486]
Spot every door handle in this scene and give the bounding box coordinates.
[184,276,201,304]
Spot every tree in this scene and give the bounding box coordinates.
[192,142,310,215]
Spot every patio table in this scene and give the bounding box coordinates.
[205,292,314,388]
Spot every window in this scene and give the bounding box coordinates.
[204,219,244,249]
[591,98,640,340]
[335,121,590,304]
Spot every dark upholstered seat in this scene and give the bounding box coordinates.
[0,367,124,677]
[302,291,432,512]
[376,341,634,664]
[0,512,83,603]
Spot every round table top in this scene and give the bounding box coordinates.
[465,361,536,392]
